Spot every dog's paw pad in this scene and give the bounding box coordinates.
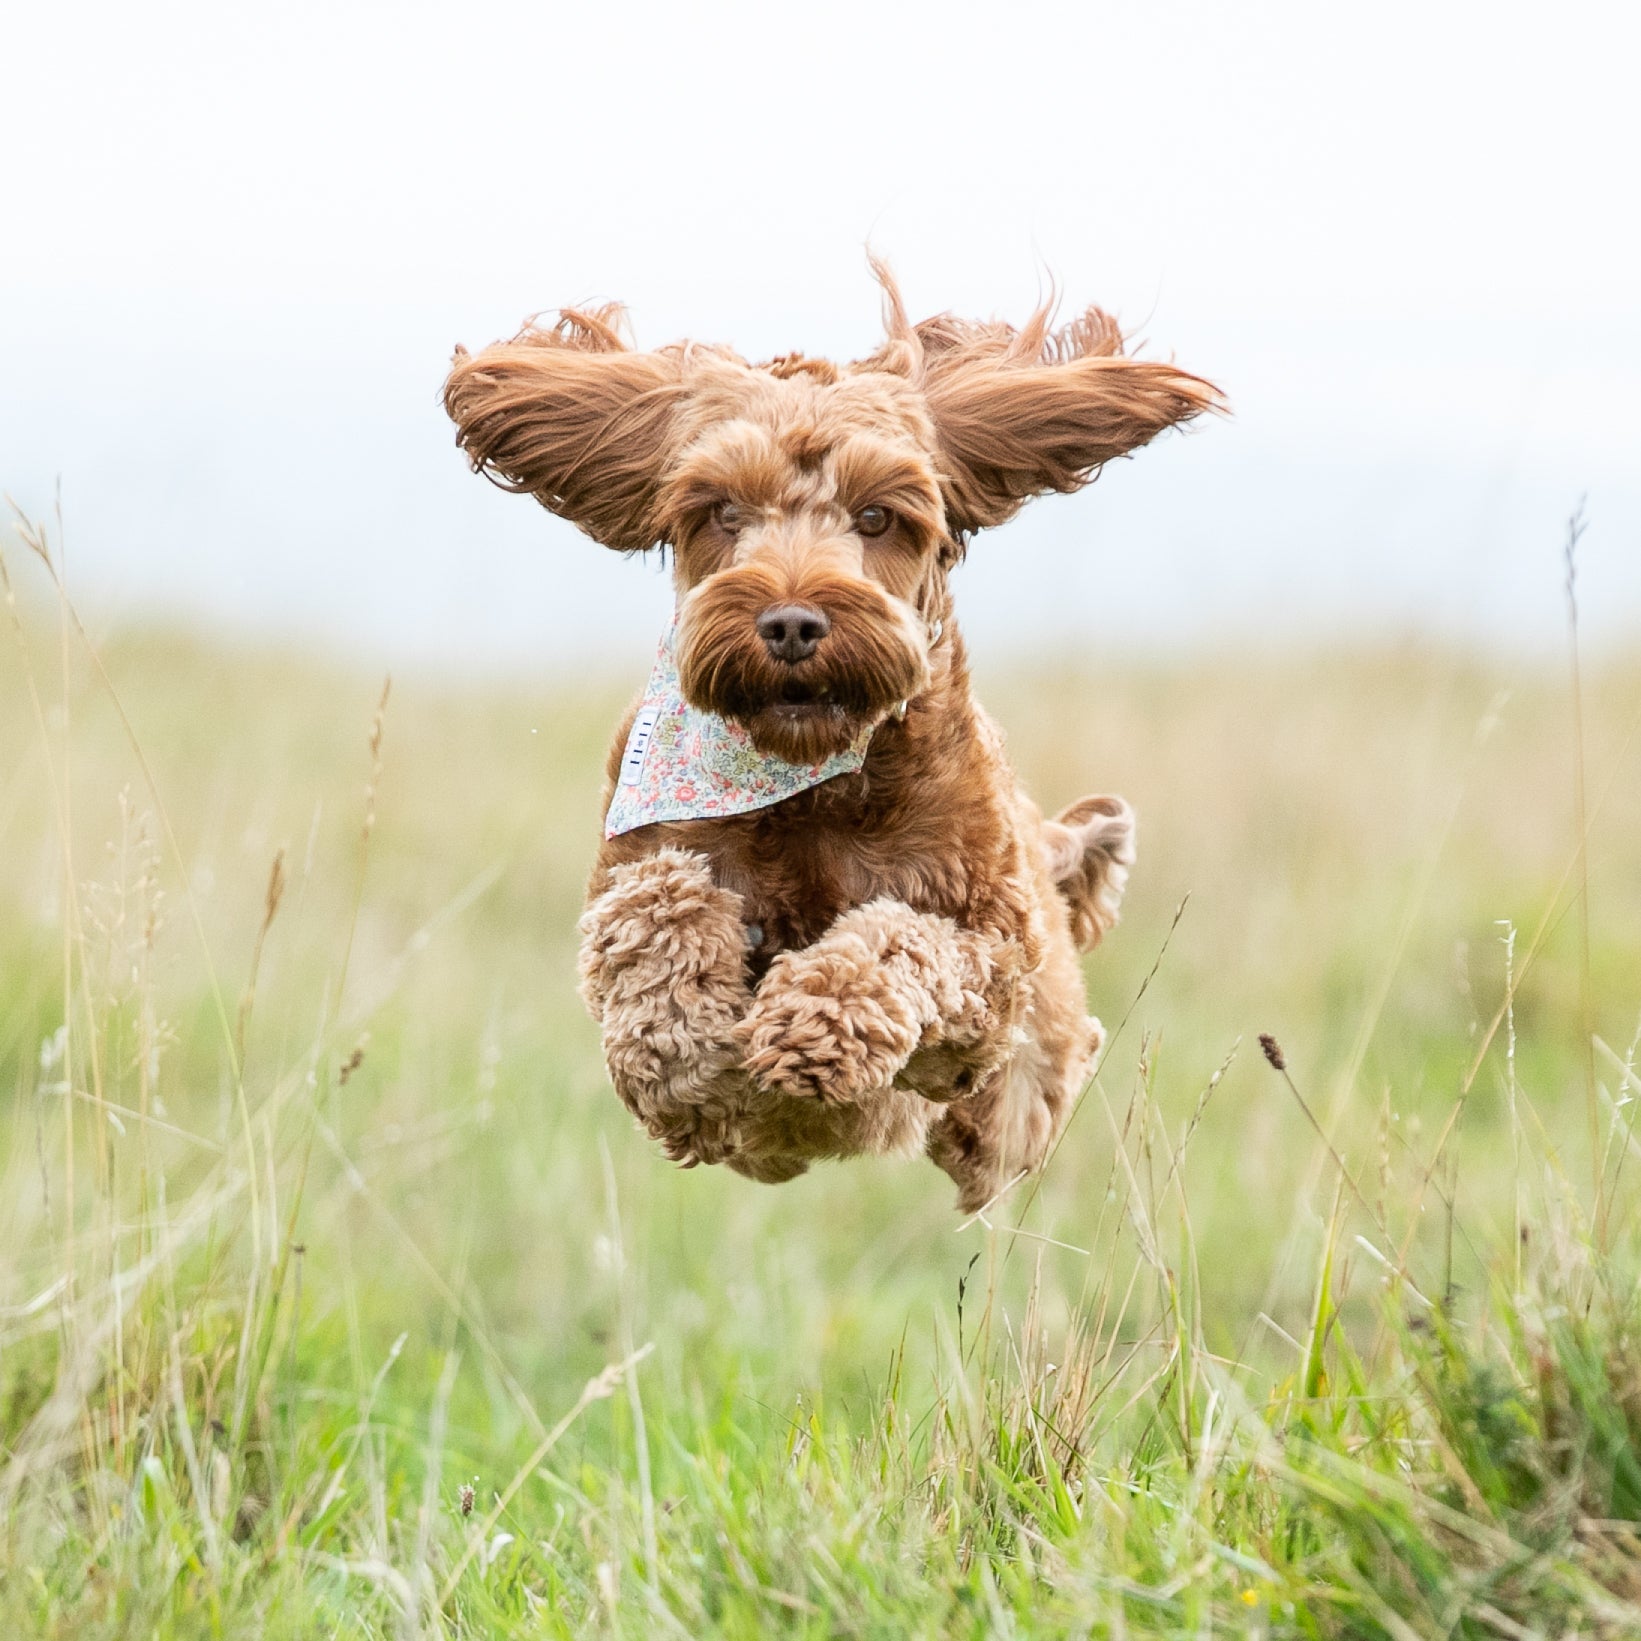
[894,1040,994,1102]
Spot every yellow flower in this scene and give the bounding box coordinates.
[1240,1589,1260,1607]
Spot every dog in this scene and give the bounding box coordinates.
[444,267,1218,1211]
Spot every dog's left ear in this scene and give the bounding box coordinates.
[444,306,685,552]
[915,306,1224,535]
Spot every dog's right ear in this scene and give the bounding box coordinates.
[444,306,685,552]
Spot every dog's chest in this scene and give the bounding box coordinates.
[708,809,968,973]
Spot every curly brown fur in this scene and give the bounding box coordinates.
[576,849,752,1164]
[448,265,1221,1208]
[736,900,995,1103]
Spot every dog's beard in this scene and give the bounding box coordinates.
[675,566,929,763]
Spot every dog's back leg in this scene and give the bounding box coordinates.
[1042,795,1135,953]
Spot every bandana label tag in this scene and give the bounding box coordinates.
[620,709,659,786]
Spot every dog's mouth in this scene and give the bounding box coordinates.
[690,659,909,763]
[724,676,876,763]
[767,678,849,719]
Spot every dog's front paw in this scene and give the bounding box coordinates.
[736,933,923,1102]
[578,849,751,1119]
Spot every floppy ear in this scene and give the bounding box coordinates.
[915,306,1223,535]
[443,306,685,551]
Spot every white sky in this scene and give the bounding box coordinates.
[3,0,1638,675]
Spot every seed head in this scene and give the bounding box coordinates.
[1258,1033,1286,1072]
[263,848,286,925]
[459,1480,476,1518]
[339,1038,368,1086]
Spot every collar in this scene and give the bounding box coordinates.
[602,616,876,838]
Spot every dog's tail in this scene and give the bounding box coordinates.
[1042,795,1135,953]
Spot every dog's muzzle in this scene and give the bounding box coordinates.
[676,568,929,763]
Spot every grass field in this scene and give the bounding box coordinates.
[3,520,1641,1637]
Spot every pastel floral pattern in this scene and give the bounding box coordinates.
[603,617,873,839]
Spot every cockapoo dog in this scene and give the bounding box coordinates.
[444,269,1218,1211]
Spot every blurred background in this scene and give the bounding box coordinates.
[3,0,1639,675]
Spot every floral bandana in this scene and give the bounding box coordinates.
[603,616,875,839]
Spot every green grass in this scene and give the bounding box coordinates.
[2,519,1640,1636]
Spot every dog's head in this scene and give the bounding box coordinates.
[445,268,1220,761]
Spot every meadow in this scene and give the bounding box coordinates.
[2,517,1640,1637]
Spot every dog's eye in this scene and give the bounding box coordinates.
[855,505,893,538]
[714,500,747,533]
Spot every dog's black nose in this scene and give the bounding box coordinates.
[756,603,831,664]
